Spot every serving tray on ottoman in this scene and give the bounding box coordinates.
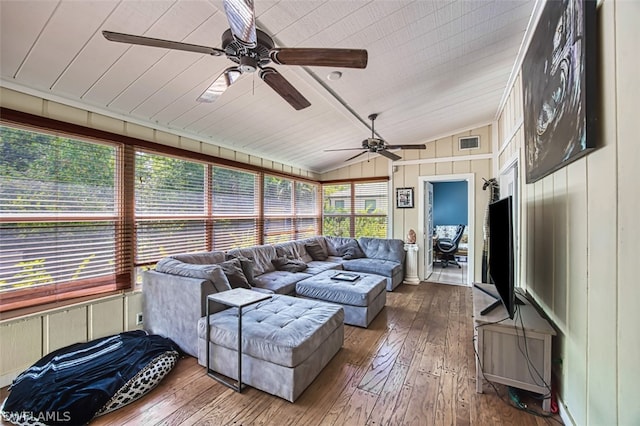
[296,270,386,327]
[197,294,344,402]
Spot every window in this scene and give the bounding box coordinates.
[212,166,259,250]
[0,126,127,311]
[295,181,319,240]
[322,180,388,238]
[263,176,319,243]
[364,199,376,212]
[0,119,322,313]
[355,182,388,238]
[135,151,207,264]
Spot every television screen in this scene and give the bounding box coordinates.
[487,196,515,318]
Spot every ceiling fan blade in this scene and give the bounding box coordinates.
[324,147,368,152]
[385,144,427,150]
[379,150,402,161]
[102,31,225,56]
[259,68,311,110]
[223,0,257,47]
[270,48,368,69]
[197,67,242,103]
[345,151,368,162]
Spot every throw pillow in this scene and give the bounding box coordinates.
[271,256,308,273]
[337,240,366,260]
[305,242,328,261]
[219,258,252,289]
[226,254,255,285]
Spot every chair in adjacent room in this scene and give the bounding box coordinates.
[435,224,466,268]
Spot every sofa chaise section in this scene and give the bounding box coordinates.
[197,295,344,402]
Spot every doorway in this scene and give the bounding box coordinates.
[418,174,475,286]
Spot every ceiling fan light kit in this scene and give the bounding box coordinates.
[101,0,367,111]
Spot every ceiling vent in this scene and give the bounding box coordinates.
[459,136,480,150]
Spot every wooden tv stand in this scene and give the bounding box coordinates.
[472,283,556,412]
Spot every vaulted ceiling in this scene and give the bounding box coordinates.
[0,0,536,173]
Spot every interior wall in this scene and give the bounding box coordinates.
[433,181,468,226]
[0,292,143,387]
[321,124,494,283]
[496,1,639,424]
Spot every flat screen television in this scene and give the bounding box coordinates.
[480,195,518,319]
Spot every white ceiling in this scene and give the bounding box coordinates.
[0,0,536,174]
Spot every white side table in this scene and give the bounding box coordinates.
[206,288,271,392]
[403,243,420,285]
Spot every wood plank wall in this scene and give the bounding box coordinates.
[0,292,143,387]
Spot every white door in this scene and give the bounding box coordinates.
[424,181,434,278]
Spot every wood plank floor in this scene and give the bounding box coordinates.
[2,283,562,426]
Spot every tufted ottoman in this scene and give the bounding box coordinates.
[296,270,386,327]
[197,294,343,402]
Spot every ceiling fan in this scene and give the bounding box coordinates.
[102,0,367,110]
[326,114,427,161]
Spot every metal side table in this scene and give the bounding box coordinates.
[205,288,272,392]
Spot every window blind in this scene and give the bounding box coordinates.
[263,175,292,244]
[212,166,259,250]
[0,126,126,311]
[354,181,388,238]
[135,151,206,263]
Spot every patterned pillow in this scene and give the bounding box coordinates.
[94,350,179,418]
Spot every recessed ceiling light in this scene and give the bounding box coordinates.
[327,71,342,81]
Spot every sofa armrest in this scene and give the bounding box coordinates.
[143,270,217,357]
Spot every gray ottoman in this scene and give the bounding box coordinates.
[197,294,343,402]
[296,270,386,327]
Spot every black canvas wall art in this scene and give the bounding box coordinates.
[522,0,597,183]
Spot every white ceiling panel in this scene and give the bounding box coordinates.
[0,0,536,173]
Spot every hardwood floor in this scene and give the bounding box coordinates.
[2,283,561,426]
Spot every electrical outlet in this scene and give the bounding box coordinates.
[136,312,143,325]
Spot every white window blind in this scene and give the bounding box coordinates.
[263,175,293,244]
[295,181,319,239]
[354,181,388,238]
[135,151,206,263]
[212,166,259,250]
[0,126,125,311]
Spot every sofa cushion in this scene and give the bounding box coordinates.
[296,270,386,307]
[252,271,312,294]
[336,240,366,260]
[272,256,308,273]
[357,237,406,264]
[325,237,356,256]
[170,251,226,265]
[155,258,231,293]
[303,260,343,275]
[305,241,328,261]
[274,240,313,263]
[227,245,277,276]
[342,258,403,279]
[219,258,252,289]
[226,255,256,285]
[199,295,344,368]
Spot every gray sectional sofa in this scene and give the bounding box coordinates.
[142,235,405,401]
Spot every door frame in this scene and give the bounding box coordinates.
[418,173,475,286]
